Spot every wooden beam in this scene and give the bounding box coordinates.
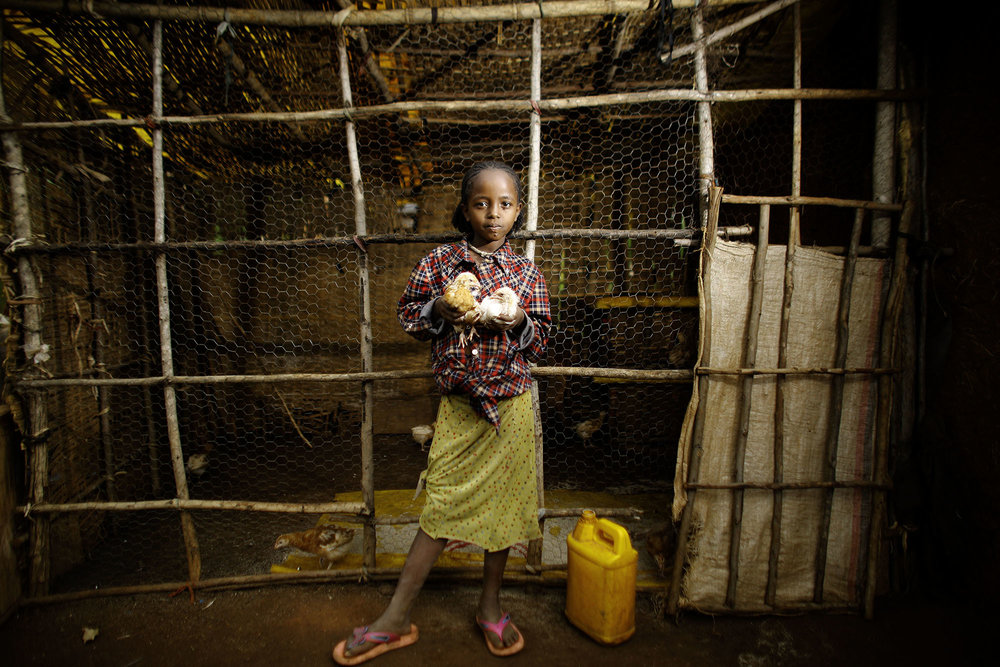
[3,1,760,27]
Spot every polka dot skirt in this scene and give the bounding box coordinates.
[419,391,542,552]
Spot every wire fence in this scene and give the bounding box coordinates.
[0,1,899,603]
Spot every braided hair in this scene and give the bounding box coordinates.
[450,161,526,239]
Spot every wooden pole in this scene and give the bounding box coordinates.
[338,28,376,572]
[1,19,52,597]
[662,0,799,62]
[872,0,898,247]
[864,95,918,621]
[766,144,799,607]
[9,226,707,255]
[77,145,117,505]
[151,20,202,584]
[3,1,760,27]
[725,204,770,608]
[0,88,914,133]
[789,0,802,247]
[668,3,718,613]
[16,365,695,389]
[694,3,715,230]
[813,208,864,603]
[525,17,545,573]
[20,499,366,514]
[667,182,722,616]
[723,194,902,211]
[0,18,28,606]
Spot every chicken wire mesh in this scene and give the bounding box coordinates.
[0,1,885,594]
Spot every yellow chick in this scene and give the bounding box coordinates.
[443,272,481,324]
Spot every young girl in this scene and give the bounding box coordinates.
[333,161,550,664]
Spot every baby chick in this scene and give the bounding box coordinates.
[185,443,213,479]
[443,272,481,323]
[443,272,482,345]
[477,287,519,325]
[411,424,434,451]
[645,522,677,579]
[274,525,355,569]
[574,411,607,447]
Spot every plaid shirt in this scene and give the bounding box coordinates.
[398,240,551,428]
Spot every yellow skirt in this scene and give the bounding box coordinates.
[419,391,542,552]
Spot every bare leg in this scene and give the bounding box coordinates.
[477,548,520,649]
[341,528,446,659]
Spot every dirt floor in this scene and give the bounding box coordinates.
[5,582,990,667]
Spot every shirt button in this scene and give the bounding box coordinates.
[472,348,479,356]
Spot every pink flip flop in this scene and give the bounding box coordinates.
[332,623,419,665]
[476,613,525,657]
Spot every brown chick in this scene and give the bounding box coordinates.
[645,523,677,579]
[443,272,481,324]
[574,411,607,447]
[274,525,355,569]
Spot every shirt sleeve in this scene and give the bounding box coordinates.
[397,256,442,341]
[515,264,551,363]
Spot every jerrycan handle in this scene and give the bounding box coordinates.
[595,519,631,556]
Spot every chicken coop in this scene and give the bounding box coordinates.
[0,0,919,619]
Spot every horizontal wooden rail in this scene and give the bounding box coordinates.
[1,1,755,27]
[722,194,904,211]
[18,499,367,515]
[0,89,918,132]
[684,480,888,490]
[15,366,694,389]
[696,366,897,376]
[3,226,713,255]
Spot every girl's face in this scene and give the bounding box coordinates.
[461,169,522,249]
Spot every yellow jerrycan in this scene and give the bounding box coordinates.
[565,509,638,645]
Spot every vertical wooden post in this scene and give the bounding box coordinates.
[525,17,545,572]
[151,20,201,583]
[667,185,722,615]
[724,204,770,608]
[872,0,897,247]
[865,99,918,620]
[0,19,50,597]
[767,3,801,606]
[77,144,116,504]
[813,208,864,603]
[338,28,376,571]
[692,1,716,229]
[668,2,717,613]
[125,181,162,496]
[789,0,802,246]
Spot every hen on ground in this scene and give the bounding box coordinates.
[273,525,355,569]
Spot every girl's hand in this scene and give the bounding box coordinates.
[482,307,526,332]
[434,297,477,327]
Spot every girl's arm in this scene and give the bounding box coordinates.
[514,265,551,363]
[397,259,444,341]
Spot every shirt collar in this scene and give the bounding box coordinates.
[464,240,512,273]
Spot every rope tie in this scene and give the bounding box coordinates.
[332,7,353,27]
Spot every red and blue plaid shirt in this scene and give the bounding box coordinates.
[398,240,551,428]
